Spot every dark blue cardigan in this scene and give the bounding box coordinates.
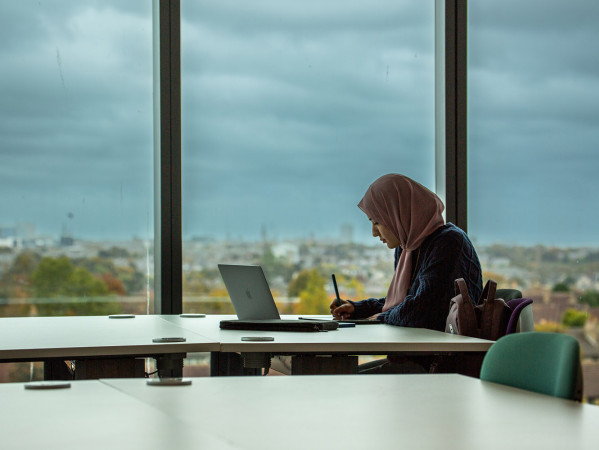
[350,223,482,331]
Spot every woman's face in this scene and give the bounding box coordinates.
[370,219,400,249]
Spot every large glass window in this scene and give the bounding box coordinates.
[468,0,599,403]
[0,1,154,323]
[181,0,436,314]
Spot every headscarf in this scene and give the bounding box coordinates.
[358,174,445,311]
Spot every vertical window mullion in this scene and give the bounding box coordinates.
[443,0,468,231]
[156,0,182,314]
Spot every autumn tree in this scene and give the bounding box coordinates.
[579,290,599,307]
[290,269,329,314]
[562,309,588,328]
[288,269,313,297]
[100,273,127,295]
[0,251,40,300]
[31,256,121,316]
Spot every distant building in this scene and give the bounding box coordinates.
[272,242,300,263]
[0,223,38,248]
[60,235,75,247]
[0,237,17,248]
[340,223,353,243]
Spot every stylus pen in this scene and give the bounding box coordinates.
[332,274,341,306]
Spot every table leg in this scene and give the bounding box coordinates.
[155,353,186,378]
[210,352,262,376]
[291,355,358,375]
[43,359,73,380]
[43,358,146,380]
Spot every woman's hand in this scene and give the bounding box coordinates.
[329,299,355,320]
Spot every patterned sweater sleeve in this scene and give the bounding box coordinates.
[378,227,480,331]
[348,296,385,319]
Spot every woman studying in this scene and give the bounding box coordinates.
[330,173,483,373]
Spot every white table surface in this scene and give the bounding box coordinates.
[0,315,219,360]
[0,380,235,450]
[0,314,491,366]
[162,314,493,353]
[102,374,599,450]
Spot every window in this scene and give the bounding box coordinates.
[468,0,599,403]
[181,1,436,313]
[0,1,155,319]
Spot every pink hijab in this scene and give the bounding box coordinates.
[358,174,445,312]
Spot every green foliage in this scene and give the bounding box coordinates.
[75,256,118,278]
[31,256,74,298]
[0,250,147,317]
[9,251,41,275]
[30,256,122,316]
[290,269,330,314]
[65,267,109,297]
[115,265,146,294]
[561,309,588,328]
[71,257,146,295]
[579,290,599,307]
[288,270,312,297]
[31,256,109,298]
[333,274,365,299]
[552,282,570,292]
[0,251,41,299]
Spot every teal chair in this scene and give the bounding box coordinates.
[480,332,582,401]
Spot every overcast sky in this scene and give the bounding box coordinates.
[1,1,599,247]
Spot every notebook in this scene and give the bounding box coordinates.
[217,264,338,332]
[298,316,382,325]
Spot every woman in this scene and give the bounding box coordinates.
[330,174,483,373]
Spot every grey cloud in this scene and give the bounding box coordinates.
[6,0,598,247]
[183,0,432,40]
[0,1,154,239]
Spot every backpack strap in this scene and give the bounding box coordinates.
[455,278,472,302]
[479,280,497,305]
[477,280,511,341]
[452,278,478,338]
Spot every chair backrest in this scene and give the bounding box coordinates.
[480,332,582,401]
[516,303,534,332]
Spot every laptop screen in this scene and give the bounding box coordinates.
[218,264,281,320]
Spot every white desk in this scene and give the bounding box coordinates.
[163,314,493,375]
[0,315,218,360]
[0,314,492,378]
[0,315,219,379]
[102,374,599,450]
[0,380,234,450]
[163,314,492,352]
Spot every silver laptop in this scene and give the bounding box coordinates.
[218,264,281,320]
